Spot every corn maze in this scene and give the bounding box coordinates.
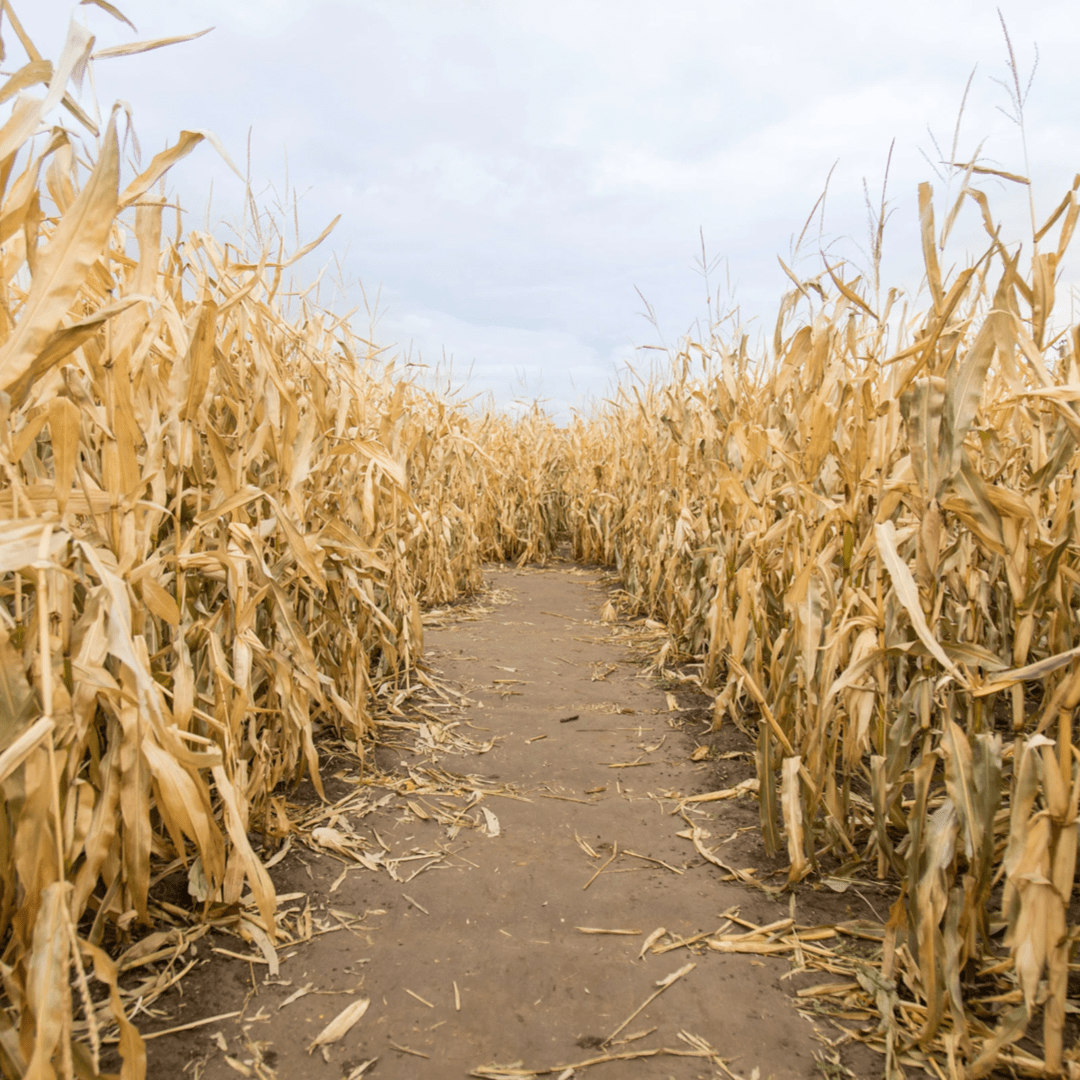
[2,4,1080,1078]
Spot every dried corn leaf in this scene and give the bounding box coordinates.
[306,997,370,1053]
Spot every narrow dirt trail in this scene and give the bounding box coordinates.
[149,565,833,1080]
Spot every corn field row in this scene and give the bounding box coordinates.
[0,10,565,1078]
[4,4,1080,1078]
[564,178,1080,1074]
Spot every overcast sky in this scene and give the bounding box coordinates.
[19,1,1080,417]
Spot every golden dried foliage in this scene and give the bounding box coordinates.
[6,4,1080,1079]
[0,9,561,1078]
[565,174,1080,1072]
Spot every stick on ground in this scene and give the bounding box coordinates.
[604,963,695,1045]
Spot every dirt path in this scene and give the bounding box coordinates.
[147,564,846,1080]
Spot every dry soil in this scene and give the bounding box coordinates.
[144,563,877,1080]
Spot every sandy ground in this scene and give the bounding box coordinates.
[143,563,878,1080]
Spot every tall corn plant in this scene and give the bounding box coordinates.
[0,9,564,1077]
[566,171,1080,1072]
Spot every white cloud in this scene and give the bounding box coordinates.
[20,0,1080,415]
[375,307,623,421]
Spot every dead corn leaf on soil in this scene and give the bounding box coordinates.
[3,4,1080,1078]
